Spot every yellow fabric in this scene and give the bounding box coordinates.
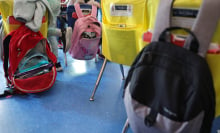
[146,0,160,31]
[0,0,48,37]
[101,0,148,65]
[206,55,220,117]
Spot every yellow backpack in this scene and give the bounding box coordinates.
[101,0,149,65]
[0,0,48,37]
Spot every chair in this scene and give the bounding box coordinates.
[90,58,125,101]
[89,0,148,101]
[121,118,130,133]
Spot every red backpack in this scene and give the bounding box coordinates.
[68,3,101,60]
[2,25,57,96]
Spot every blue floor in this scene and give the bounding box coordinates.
[0,49,219,133]
[0,50,132,133]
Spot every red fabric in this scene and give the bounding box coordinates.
[13,67,56,93]
[208,49,220,54]
[4,25,57,93]
[170,35,185,47]
[72,12,78,19]
[143,31,152,42]
[72,12,92,19]
[8,25,57,75]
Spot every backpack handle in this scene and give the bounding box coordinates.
[74,3,97,18]
[159,26,199,53]
[151,0,220,57]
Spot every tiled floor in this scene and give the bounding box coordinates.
[0,49,219,133]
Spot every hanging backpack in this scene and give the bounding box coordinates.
[124,26,215,133]
[68,3,101,60]
[123,0,219,132]
[2,25,57,96]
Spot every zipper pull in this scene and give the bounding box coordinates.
[17,48,21,57]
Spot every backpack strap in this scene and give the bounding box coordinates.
[3,34,13,83]
[91,5,97,18]
[151,0,173,42]
[74,3,97,18]
[2,33,20,97]
[74,3,84,18]
[184,0,220,56]
[151,0,220,57]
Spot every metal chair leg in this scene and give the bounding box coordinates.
[120,64,125,80]
[90,58,108,101]
[64,53,67,66]
[121,118,129,133]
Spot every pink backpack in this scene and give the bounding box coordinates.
[69,3,101,60]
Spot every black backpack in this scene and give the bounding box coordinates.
[123,27,215,133]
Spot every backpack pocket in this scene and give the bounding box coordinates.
[18,53,49,74]
[71,37,100,60]
[12,67,56,93]
[12,45,56,93]
[124,88,204,133]
[102,24,145,65]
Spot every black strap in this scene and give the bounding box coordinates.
[144,108,158,127]
[61,28,66,53]
[144,99,160,127]
[0,90,15,98]
[57,16,67,53]
[0,88,27,98]
[3,35,12,78]
[159,26,199,53]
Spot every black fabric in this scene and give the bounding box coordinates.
[3,35,12,78]
[57,16,67,53]
[0,90,14,98]
[144,107,158,127]
[0,89,27,98]
[124,27,215,133]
